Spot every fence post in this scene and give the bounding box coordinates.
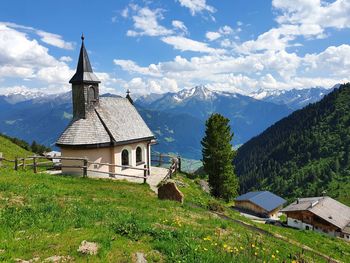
[83,158,88,177]
[14,157,18,171]
[143,164,147,184]
[159,153,162,167]
[177,155,181,173]
[33,156,37,173]
[22,158,26,170]
[0,152,2,167]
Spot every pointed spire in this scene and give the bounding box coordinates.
[126,89,134,104]
[69,35,100,84]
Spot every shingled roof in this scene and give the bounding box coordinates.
[235,191,286,212]
[281,196,350,231]
[56,97,154,147]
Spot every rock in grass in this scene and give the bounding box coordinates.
[135,252,147,263]
[157,180,184,203]
[77,240,99,255]
[44,256,72,262]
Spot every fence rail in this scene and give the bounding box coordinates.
[0,152,181,184]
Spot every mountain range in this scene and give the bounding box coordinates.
[0,85,334,159]
[235,84,350,205]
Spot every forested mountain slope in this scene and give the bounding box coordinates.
[235,84,350,205]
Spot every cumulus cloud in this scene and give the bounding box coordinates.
[206,31,221,41]
[161,36,225,54]
[172,20,188,35]
[3,22,74,50]
[126,5,173,37]
[176,0,216,15]
[113,59,161,76]
[35,31,74,50]
[273,0,350,30]
[0,22,74,89]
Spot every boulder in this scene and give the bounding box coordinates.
[135,252,147,263]
[158,180,184,203]
[77,240,99,255]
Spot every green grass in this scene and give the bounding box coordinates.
[1,168,349,262]
[0,135,32,160]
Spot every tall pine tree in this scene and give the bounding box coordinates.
[201,113,239,201]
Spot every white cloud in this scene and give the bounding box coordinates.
[273,0,350,31]
[121,7,129,18]
[172,20,188,35]
[206,25,236,42]
[206,31,221,41]
[219,25,234,35]
[59,56,72,62]
[0,22,74,87]
[126,5,173,37]
[113,59,161,76]
[4,22,74,50]
[177,0,216,15]
[303,44,350,77]
[35,31,74,50]
[161,36,225,54]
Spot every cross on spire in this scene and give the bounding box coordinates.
[126,89,133,104]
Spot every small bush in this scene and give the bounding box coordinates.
[207,200,224,213]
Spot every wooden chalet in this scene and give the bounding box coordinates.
[281,196,350,241]
[56,36,155,176]
[234,191,286,219]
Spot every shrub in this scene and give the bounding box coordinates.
[207,200,224,213]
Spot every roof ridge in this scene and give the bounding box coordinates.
[94,108,114,144]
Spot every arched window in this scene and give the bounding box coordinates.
[88,86,97,102]
[136,146,142,164]
[122,149,129,166]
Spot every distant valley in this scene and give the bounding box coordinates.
[0,85,334,159]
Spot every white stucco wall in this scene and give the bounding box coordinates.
[287,217,313,230]
[287,217,350,241]
[60,140,151,177]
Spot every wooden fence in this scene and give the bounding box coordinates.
[151,153,181,172]
[0,152,181,184]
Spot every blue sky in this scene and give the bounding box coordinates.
[1,0,350,95]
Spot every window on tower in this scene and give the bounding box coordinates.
[88,86,97,102]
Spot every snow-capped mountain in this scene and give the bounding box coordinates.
[249,85,338,110]
[0,89,47,104]
[0,84,339,159]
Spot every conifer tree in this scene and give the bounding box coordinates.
[201,113,239,201]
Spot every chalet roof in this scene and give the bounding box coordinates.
[56,97,154,146]
[235,191,286,212]
[281,196,350,230]
[69,36,100,84]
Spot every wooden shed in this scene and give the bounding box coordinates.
[235,191,286,219]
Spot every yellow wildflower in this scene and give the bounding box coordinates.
[251,244,255,248]
[203,248,208,251]
[276,249,279,254]
[254,252,258,256]
[223,244,227,248]
[272,254,276,259]
[240,246,244,250]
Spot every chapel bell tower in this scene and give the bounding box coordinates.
[69,34,101,119]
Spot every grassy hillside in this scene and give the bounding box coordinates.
[0,168,349,262]
[0,134,32,160]
[235,84,350,205]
